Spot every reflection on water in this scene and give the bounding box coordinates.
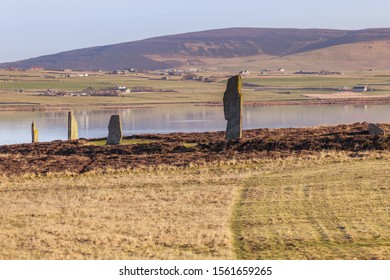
[1,104,390,145]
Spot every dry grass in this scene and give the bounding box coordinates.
[87,139,157,146]
[0,152,389,260]
[0,167,243,260]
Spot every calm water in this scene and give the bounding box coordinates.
[1,104,390,145]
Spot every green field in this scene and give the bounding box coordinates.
[2,70,390,107]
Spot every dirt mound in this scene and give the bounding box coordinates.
[1,122,389,176]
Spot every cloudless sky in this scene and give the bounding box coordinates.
[1,0,390,62]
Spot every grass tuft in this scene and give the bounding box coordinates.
[87,139,157,146]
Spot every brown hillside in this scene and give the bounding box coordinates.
[170,40,390,71]
[2,28,390,70]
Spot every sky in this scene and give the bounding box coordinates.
[1,0,390,62]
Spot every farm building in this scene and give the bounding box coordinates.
[352,85,368,92]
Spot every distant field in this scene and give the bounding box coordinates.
[0,70,223,92]
[0,153,389,259]
[2,70,390,107]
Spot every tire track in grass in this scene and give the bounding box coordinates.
[230,183,247,260]
[230,158,390,259]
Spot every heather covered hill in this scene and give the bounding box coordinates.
[2,27,390,70]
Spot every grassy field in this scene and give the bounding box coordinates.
[0,165,238,259]
[2,70,390,107]
[1,152,389,260]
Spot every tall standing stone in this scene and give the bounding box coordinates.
[68,111,78,140]
[31,121,38,143]
[106,115,123,145]
[223,74,243,141]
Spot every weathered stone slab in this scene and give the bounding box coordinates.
[31,121,38,143]
[106,115,123,145]
[68,111,78,140]
[369,123,385,136]
[223,74,243,141]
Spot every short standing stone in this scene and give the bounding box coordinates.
[31,121,38,143]
[223,74,243,141]
[68,111,78,140]
[369,123,385,136]
[106,115,123,145]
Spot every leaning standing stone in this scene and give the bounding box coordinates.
[31,121,38,143]
[223,74,243,141]
[369,123,385,136]
[106,115,123,145]
[68,111,78,140]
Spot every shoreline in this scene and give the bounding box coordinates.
[2,96,390,112]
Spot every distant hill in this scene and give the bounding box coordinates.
[2,27,390,71]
